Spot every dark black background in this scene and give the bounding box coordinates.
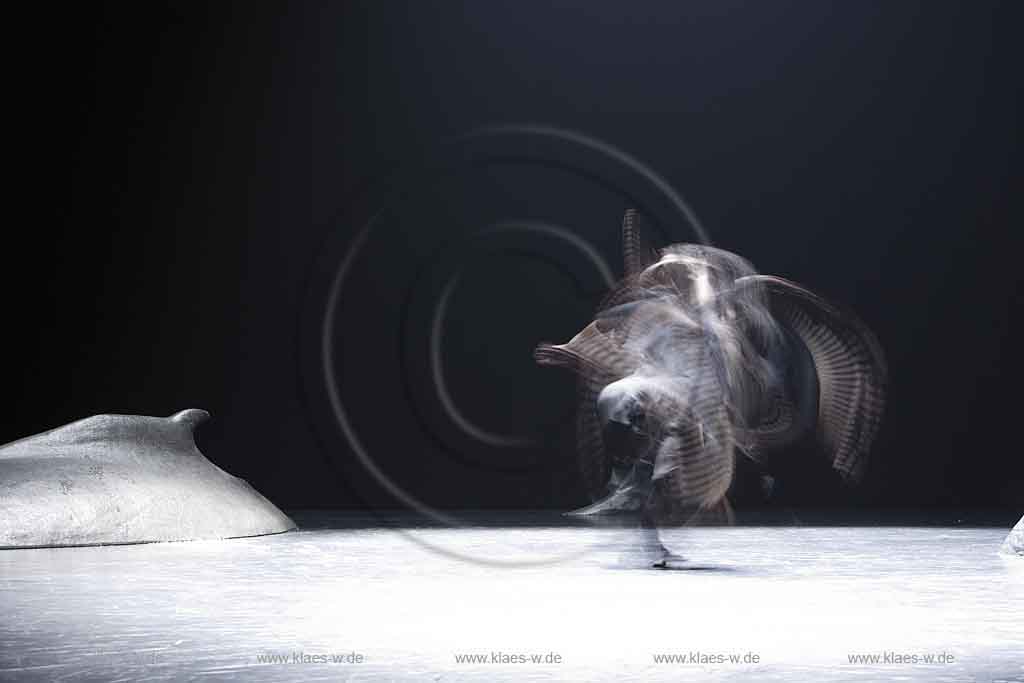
[5,1,1021,517]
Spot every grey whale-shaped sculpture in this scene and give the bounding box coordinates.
[0,409,295,548]
[1003,516,1024,556]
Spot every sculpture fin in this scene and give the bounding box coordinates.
[170,408,211,431]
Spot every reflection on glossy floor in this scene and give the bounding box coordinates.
[1,512,1021,681]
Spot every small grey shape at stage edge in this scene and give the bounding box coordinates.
[1002,515,1024,556]
[0,409,296,549]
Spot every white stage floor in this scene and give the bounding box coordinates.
[1,512,1021,681]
